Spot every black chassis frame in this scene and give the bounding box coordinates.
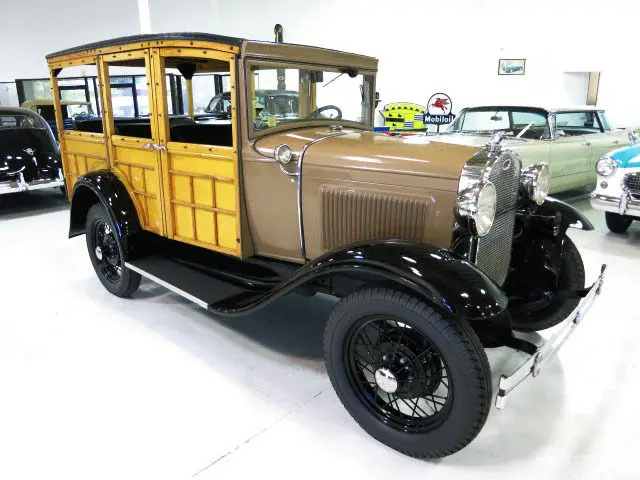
[68,170,593,351]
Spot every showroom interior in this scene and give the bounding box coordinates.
[2,0,640,479]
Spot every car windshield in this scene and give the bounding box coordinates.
[448,108,551,140]
[247,62,374,134]
[0,114,47,130]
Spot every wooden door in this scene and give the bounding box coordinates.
[100,50,165,235]
[150,47,241,257]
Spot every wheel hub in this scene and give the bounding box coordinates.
[374,367,398,394]
[95,246,103,260]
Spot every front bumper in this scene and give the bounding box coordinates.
[590,192,640,216]
[0,168,64,195]
[496,264,607,409]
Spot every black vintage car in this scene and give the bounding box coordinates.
[0,107,64,196]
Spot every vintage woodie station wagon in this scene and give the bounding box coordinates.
[47,33,605,459]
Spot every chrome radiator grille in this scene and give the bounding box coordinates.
[623,172,640,198]
[475,153,520,286]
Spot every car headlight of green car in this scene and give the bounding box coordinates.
[596,155,617,177]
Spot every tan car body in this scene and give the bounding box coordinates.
[46,33,481,264]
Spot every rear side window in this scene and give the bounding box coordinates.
[0,114,46,129]
[554,111,603,134]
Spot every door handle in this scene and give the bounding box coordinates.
[613,140,621,144]
[141,142,153,149]
[582,141,592,147]
[152,143,167,151]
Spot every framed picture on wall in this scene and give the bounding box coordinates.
[498,59,526,75]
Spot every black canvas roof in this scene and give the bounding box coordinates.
[47,32,245,59]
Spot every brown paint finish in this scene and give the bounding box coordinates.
[242,41,378,72]
[247,128,477,260]
[301,133,474,258]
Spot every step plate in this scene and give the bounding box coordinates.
[126,256,246,307]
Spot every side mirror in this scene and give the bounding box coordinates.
[375,92,381,108]
[555,129,567,138]
[629,130,639,144]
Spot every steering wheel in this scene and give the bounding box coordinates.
[306,105,342,120]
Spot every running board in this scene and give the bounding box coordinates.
[126,256,249,309]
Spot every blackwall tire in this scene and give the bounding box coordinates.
[323,287,491,459]
[510,236,584,332]
[605,212,632,233]
[85,203,140,298]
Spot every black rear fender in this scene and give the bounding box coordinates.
[69,170,142,259]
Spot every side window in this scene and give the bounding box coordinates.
[105,58,152,139]
[52,63,102,133]
[555,112,603,136]
[598,111,612,131]
[162,56,233,146]
[511,111,550,139]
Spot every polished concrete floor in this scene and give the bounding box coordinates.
[1,190,639,480]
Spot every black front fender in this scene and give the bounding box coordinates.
[541,196,594,231]
[69,170,142,258]
[214,240,508,322]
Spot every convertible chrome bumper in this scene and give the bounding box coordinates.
[0,169,64,195]
[590,192,640,216]
[496,264,607,409]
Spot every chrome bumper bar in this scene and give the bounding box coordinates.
[0,169,64,195]
[590,192,640,216]
[496,264,607,409]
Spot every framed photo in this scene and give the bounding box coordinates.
[498,59,526,75]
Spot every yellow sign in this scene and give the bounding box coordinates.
[381,103,427,131]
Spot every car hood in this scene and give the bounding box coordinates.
[610,143,640,168]
[303,129,480,185]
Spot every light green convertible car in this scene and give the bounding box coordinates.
[431,106,632,193]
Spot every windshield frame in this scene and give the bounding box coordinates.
[244,59,376,140]
[448,106,552,139]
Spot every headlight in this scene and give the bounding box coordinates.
[457,182,496,237]
[596,155,617,177]
[520,163,550,205]
[274,144,292,165]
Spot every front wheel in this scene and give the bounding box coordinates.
[324,288,491,459]
[85,203,140,297]
[605,212,632,233]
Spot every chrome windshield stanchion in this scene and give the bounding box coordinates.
[496,264,607,409]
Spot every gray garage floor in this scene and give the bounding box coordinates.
[1,190,638,480]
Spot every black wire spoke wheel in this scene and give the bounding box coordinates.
[85,203,141,298]
[324,288,492,458]
[93,220,122,283]
[346,316,452,433]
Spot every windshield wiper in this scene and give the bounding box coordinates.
[322,72,344,88]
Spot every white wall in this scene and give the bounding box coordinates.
[2,0,640,127]
[0,0,140,81]
[209,0,640,127]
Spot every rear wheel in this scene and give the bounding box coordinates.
[85,203,140,297]
[605,212,632,233]
[510,236,584,332]
[324,287,491,458]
